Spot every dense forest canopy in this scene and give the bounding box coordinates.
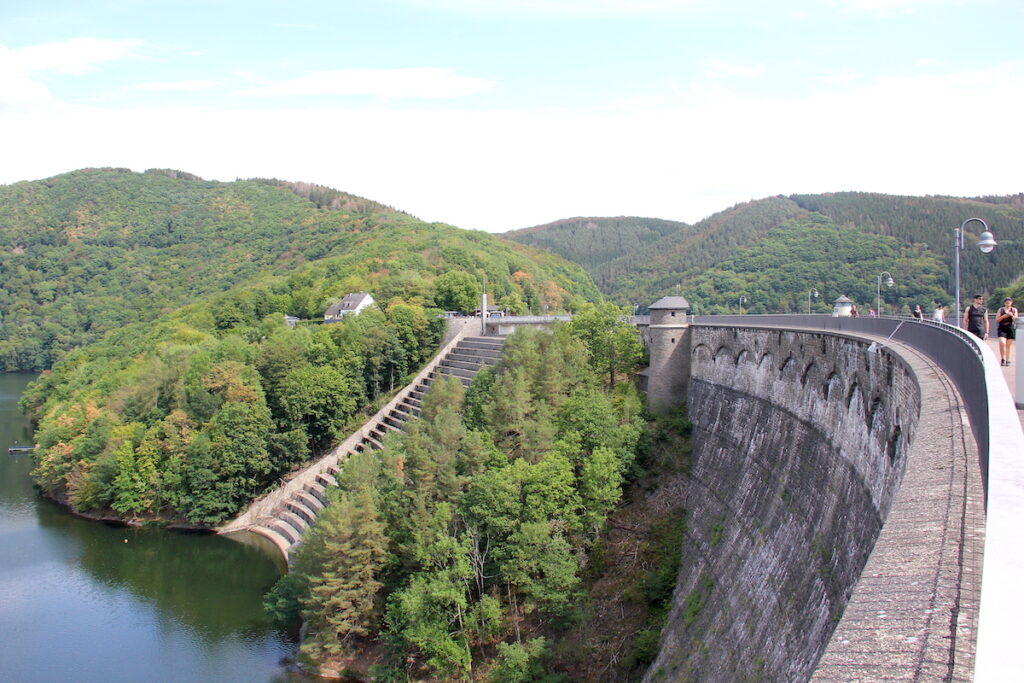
[8,167,601,525]
[0,168,598,371]
[503,193,1024,314]
[265,320,674,681]
[502,216,685,271]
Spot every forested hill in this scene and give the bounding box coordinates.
[502,216,686,271]
[0,168,598,371]
[508,193,1024,314]
[11,167,600,526]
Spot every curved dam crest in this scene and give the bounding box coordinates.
[645,326,923,682]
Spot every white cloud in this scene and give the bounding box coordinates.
[821,70,864,84]
[4,38,141,75]
[239,67,495,98]
[131,80,220,92]
[836,0,967,12]
[2,62,1021,233]
[399,0,708,16]
[0,39,140,110]
[703,60,767,78]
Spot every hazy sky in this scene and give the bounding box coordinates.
[1,0,1021,232]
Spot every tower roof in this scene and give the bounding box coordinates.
[649,296,690,310]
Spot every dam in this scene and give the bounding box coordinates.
[639,302,1023,682]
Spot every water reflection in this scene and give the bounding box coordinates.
[0,374,306,682]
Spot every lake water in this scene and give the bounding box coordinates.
[0,373,305,682]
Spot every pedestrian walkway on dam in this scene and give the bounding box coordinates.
[984,337,1023,432]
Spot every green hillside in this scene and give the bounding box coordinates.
[502,216,685,271]
[508,193,1024,314]
[7,168,601,525]
[0,168,596,371]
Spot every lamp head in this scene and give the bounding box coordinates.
[884,276,894,288]
[977,231,997,254]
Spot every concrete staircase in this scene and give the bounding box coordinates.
[219,324,505,561]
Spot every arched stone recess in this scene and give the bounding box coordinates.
[868,396,884,429]
[735,349,751,366]
[887,424,903,464]
[692,343,712,365]
[801,362,816,387]
[779,355,799,381]
[714,345,733,364]
[823,372,841,400]
[759,352,773,370]
[846,382,862,414]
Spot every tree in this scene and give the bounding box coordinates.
[277,363,362,452]
[183,400,273,523]
[578,446,623,537]
[433,270,482,313]
[301,487,388,659]
[385,504,475,680]
[489,638,549,683]
[566,302,645,388]
[499,521,580,616]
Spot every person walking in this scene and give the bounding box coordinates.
[932,304,946,323]
[996,297,1018,366]
[912,305,924,320]
[963,294,989,339]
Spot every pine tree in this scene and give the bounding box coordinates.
[301,486,388,659]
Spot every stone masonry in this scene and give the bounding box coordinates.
[643,325,980,682]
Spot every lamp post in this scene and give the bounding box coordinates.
[876,272,894,316]
[954,218,997,328]
[738,295,747,314]
[807,289,818,315]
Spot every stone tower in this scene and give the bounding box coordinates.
[645,296,691,414]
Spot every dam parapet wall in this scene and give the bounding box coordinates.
[645,326,923,682]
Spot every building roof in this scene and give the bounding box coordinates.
[325,292,374,317]
[833,295,854,304]
[648,296,691,310]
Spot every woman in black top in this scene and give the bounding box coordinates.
[963,294,988,339]
[996,297,1018,366]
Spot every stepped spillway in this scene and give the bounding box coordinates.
[219,327,505,562]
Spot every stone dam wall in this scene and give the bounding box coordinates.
[644,326,921,683]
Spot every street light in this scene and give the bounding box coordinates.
[954,218,998,327]
[876,272,894,316]
[808,289,818,315]
[738,295,747,314]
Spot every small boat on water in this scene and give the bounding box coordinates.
[7,444,35,454]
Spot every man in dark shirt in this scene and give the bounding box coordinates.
[963,294,989,339]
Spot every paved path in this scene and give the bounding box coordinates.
[983,338,1022,431]
[812,335,984,682]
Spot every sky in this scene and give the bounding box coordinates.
[1,0,1022,233]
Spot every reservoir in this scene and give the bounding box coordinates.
[0,373,302,682]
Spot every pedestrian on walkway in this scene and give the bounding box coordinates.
[996,297,1018,366]
[963,294,989,339]
[932,304,946,323]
